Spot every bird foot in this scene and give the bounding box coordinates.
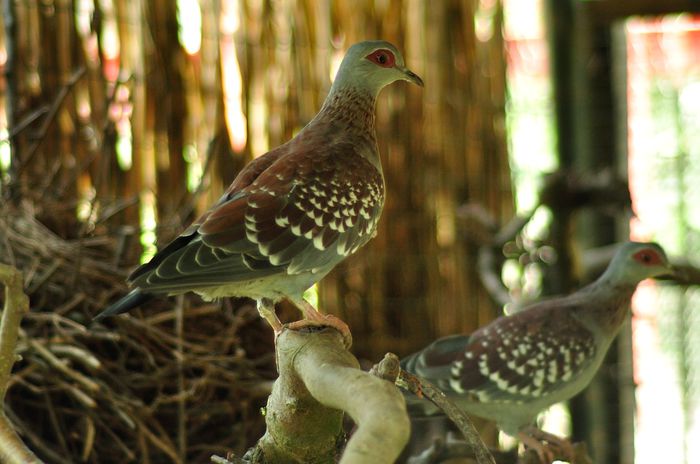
[286,298,353,349]
[518,426,575,463]
[257,298,284,335]
[517,432,554,463]
[286,313,353,350]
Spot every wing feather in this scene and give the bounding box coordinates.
[127,141,384,294]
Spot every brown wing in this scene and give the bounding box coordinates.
[128,142,384,293]
[127,144,291,284]
[448,304,598,403]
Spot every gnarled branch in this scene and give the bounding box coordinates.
[224,326,410,464]
[0,263,42,463]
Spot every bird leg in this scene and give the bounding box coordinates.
[286,297,352,349]
[517,431,554,463]
[518,425,575,463]
[257,298,283,336]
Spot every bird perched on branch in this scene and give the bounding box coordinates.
[95,40,423,340]
[402,241,673,462]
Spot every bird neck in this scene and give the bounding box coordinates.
[579,279,638,336]
[315,85,378,140]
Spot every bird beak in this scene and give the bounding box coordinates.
[656,263,680,281]
[667,264,679,278]
[401,67,424,87]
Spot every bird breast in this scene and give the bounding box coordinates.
[192,270,327,302]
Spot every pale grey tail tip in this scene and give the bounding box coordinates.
[93,289,153,323]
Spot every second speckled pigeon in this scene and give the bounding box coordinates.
[402,242,673,461]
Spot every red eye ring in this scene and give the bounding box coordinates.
[366,49,396,68]
[633,249,662,266]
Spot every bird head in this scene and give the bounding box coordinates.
[603,241,674,286]
[331,40,424,96]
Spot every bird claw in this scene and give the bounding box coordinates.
[286,298,353,349]
[285,314,353,350]
[518,426,575,463]
[518,433,554,463]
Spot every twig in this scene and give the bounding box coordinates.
[398,369,496,464]
[0,263,42,463]
[457,204,534,311]
[5,106,50,139]
[138,419,182,464]
[2,0,19,200]
[80,416,96,462]
[42,389,69,454]
[14,67,87,175]
[175,296,187,462]
[465,168,633,312]
[1,205,275,462]
[369,352,401,382]
[23,332,101,393]
[477,246,512,308]
[3,408,70,464]
[480,212,535,310]
[211,455,248,464]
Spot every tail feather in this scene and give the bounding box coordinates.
[94,289,154,322]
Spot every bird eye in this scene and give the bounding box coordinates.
[633,249,662,265]
[366,49,395,68]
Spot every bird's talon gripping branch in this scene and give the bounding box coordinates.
[518,427,578,464]
[286,315,353,350]
[517,432,555,464]
[523,426,576,463]
[288,298,353,349]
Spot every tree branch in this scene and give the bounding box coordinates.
[461,168,633,312]
[222,325,410,464]
[0,263,42,463]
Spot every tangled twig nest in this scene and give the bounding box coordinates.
[0,205,276,463]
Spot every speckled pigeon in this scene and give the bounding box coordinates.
[401,241,672,461]
[95,40,423,336]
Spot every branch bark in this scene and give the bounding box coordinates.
[0,263,42,463]
[238,326,410,464]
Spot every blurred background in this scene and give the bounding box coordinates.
[0,0,699,463]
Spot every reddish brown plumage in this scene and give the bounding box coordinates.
[95,40,422,322]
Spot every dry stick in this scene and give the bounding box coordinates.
[6,105,50,138]
[3,0,20,197]
[14,67,87,175]
[476,213,534,311]
[3,408,70,464]
[175,296,187,462]
[398,369,496,464]
[0,263,42,463]
[211,456,247,464]
[23,333,100,393]
[250,326,410,464]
